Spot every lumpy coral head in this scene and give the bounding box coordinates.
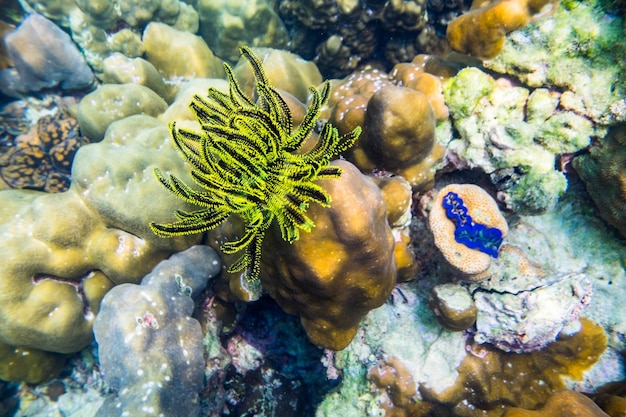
[260,160,397,350]
[446,0,558,60]
[150,46,360,282]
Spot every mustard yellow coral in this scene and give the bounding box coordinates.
[446,0,558,60]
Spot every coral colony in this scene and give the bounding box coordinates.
[442,191,504,258]
[150,46,360,282]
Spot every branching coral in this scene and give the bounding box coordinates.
[150,46,360,282]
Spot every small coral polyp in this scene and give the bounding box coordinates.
[442,191,504,258]
[150,46,360,282]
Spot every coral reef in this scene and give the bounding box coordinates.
[276,0,453,78]
[327,63,446,191]
[0,115,200,382]
[503,389,610,417]
[77,83,168,142]
[422,318,607,415]
[259,160,397,350]
[446,0,558,60]
[24,0,199,74]
[142,21,224,82]
[483,0,626,124]
[0,113,88,192]
[232,47,323,104]
[573,124,626,238]
[150,46,360,283]
[2,0,626,414]
[94,246,221,417]
[0,14,94,97]
[195,0,289,63]
[443,67,594,214]
[429,283,478,331]
[470,245,592,353]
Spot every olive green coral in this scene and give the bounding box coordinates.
[150,46,360,282]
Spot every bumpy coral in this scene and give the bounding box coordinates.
[443,67,594,214]
[94,246,221,417]
[503,389,610,417]
[276,0,447,78]
[0,113,88,192]
[150,46,360,283]
[232,47,322,104]
[195,0,289,63]
[25,0,199,74]
[573,124,626,239]
[77,83,168,141]
[429,183,508,278]
[368,356,430,417]
[483,0,626,124]
[429,283,478,331]
[0,14,94,97]
[446,0,558,60]
[422,318,607,415]
[142,22,224,82]
[327,65,446,191]
[259,160,397,350]
[0,115,200,382]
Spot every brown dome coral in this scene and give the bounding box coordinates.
[573,124,626,238]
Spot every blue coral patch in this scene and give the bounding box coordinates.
[442,191,503,258]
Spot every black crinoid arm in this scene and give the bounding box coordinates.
[150,46,361,282]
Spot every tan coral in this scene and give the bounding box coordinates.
[503,389,610,417]
[446,0,558,60]
[257,160,397,350]
[429,184,508,278]
[0,115,200,382]
[326,66,445,191]
[210,161,398,348]
[422,318,607,415]
[368,356,432,417]
[390,61,449,121]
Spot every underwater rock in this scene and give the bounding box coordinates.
[0,14,94,97]
[471,260,592,353]
[94,246,221,417]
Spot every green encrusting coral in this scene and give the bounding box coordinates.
[150,46,361,281]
